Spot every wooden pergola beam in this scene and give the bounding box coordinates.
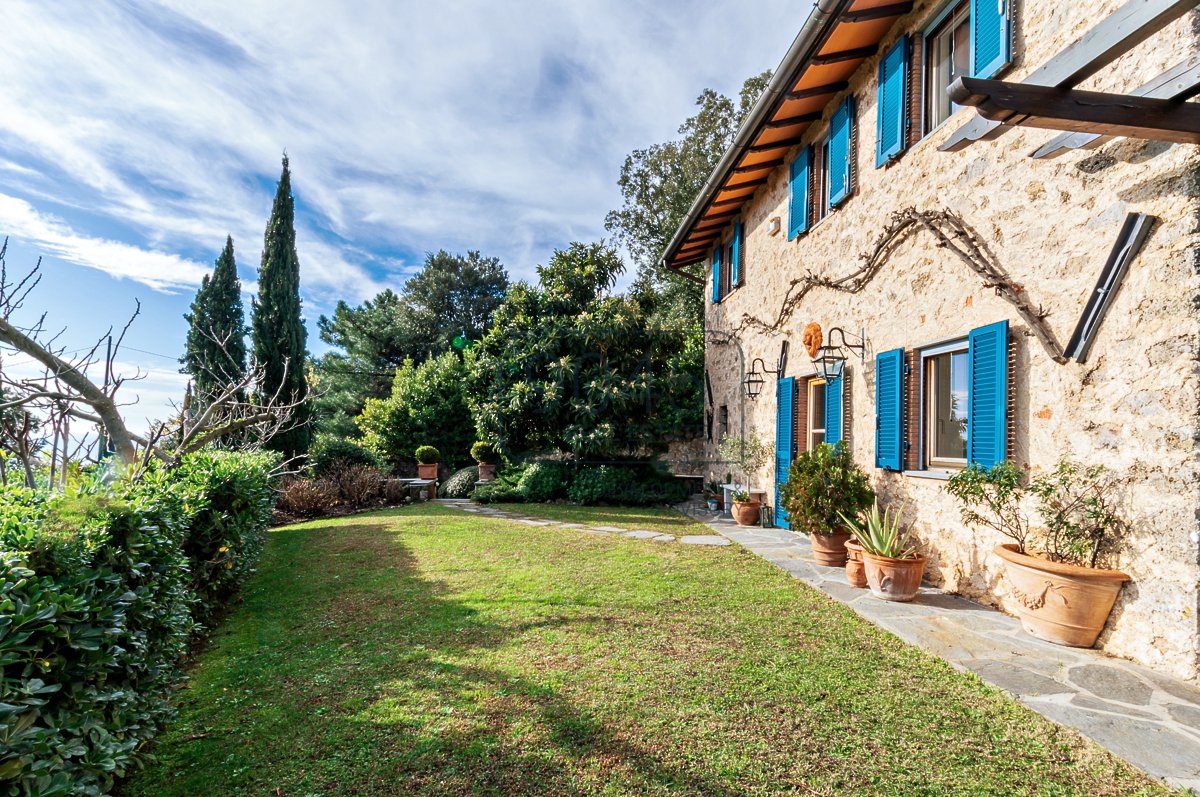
[941,0,1199,151]
[842,2,913,23]
[812,45,877,65]
[1031,55,1200,157]
[785,81,849,101]
[949,76,1200,144]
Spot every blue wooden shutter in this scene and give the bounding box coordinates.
[731,221,743,285]
[967,320,1009,468]
[774,377,795,529]
[825,374,843,445]
[788,147,812,239]
[875,349,904,471]
[876,37,909,167]
[828,97,854,206]
[971,0,1012,79]
[711,245,722,304]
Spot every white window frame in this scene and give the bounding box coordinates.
[922,0,971,138]
[920,339,969,471]
[807,377,827,450]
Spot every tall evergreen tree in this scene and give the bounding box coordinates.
[181,235,247,397]
[252,155,309,457]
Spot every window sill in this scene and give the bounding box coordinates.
[901,469,955,481]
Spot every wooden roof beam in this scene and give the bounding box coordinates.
[942,0,1199,151]
[747,136,805,153]
[785,81,849,101]
[812,44,877,65]
[733,158,785,173]
[949,76,1200,144]
[766,112,821,128]
[842,2,913,23]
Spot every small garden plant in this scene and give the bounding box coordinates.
[840,502,917,559]
[717,430,772,487]
[470,441,498,463]
[779,442,874,537]
[415,445,440,464]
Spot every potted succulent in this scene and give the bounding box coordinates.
[779,442,874,566]
[471,441,498,482]
[946,458,1129,648]
[843,538,868,588]
[415,445,440,481]
[841,502,925,601]
[729,489,761,527]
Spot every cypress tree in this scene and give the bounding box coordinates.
[182,235,247,398]
[252,156,310,457]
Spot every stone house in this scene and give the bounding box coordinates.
[662,0,1200,681]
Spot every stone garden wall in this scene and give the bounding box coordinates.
[702,2,1200,680]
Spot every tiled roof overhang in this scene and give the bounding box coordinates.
[661,0,913,276]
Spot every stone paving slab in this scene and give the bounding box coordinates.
[679,535,731,546]
[674,502,1200,794]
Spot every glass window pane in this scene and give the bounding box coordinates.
[811,432,825,448]
[932,352,968,460]
[810,382,825,430]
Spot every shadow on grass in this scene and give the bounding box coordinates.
[139,510,742,796]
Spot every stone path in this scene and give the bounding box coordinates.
[674,502,1200,794]
[440,500,729,546]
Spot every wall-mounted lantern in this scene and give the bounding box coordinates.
[743,357,777,400]
[812,326,866,382]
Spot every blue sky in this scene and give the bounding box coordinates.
[0,0,804,429]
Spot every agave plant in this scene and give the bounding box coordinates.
[838,502,918,559]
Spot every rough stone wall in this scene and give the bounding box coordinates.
[702,2,1200,681]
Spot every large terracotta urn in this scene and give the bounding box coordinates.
[731,499,762,527]
[862,551,926,602]
[994,544,1129,648]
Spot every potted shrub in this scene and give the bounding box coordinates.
[415,446,440,481]
[945,458,1130,648]
[841,502,925,601]
[471,441,498,482]
[729,489,761,527]
[779,442,874,566]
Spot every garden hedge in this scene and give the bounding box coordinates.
[0,449,279,796]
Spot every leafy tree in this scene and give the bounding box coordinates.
[356,350,475,470]
[181,236,247,398]
[605,71,771,324]
[311,251,508,438]
[466,242,701,459]
[251,156,309,458]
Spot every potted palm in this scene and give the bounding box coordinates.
[471,441,498,482]
[779,442,874,566]
[840,502,925,601]
[415,446,440,481]
[946,458,1130,648]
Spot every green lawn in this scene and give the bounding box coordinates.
[125,503,1177,796]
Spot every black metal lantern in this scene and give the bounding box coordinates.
[743,357,779,400]
[811,326,866,381]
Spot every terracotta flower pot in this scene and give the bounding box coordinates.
[862,551,926,602]
[731,500,761,527]
[844,539,868,588]
[809,531,852,567]
[417,463,439,480]
[993,544,1130,648]
[477,462,496,482]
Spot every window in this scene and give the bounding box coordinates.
[922,342,969,469]
[720,243,732,297]
[807,378,826,449]
[924,2,970,134]
[812,135,830,225]
[718,404,729,439]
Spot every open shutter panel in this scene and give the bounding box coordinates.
[731,221,743,285]
[967,320,1009,469]
[774,377,795,529]
[788,147,812,239]
[825,374,844,446]
[876,36,909,166]
[971,0,1012,79]
[711,245,722,304]
[875,348,904,470]
[828,97,854,206]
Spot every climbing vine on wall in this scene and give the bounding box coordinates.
[733,208,1068,364]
